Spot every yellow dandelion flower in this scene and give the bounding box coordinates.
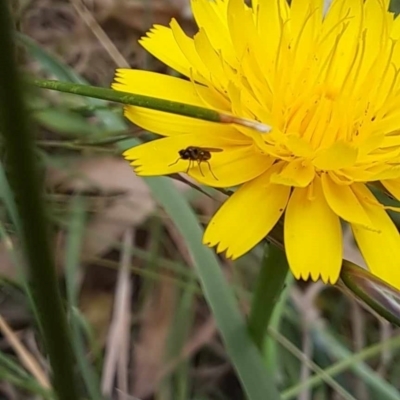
[113,0,400,287]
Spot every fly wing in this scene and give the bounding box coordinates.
[198,147,223,152]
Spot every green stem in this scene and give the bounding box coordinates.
[0,4,79,400]
[340,260,400,326]
[31,78,221,122]
[248,244,289,350]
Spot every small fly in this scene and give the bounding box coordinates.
[169,146,223,180]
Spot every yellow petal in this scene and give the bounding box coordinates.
[270,159,315,187]
[320,0,364,89]
[286,135,314,158]
[123,133,270,188]
[371,166,400,181]
[382,178,400,200]
[290,0,323,75]
[194,29,227,86]
[284,177,342,284]
[113,69,221,108]
[255,0,289,72]
[313,142,358,170]
[321,173,372,228]
[191,0,237,66]
[139,25,197,80]
[169,19,211,84]
[227,0,254,60]
[373,112,400,133]
[351,185,400,289]
[123,107,246,139]
[203,172,290,258]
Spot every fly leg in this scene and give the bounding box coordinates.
[206,161,218,180]
[197,160,205,176]
[169,157,181,167]
[186,159,192,174]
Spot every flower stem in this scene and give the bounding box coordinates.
[30,79,271,133]
[248,244,289,350]
[340,260,400,326]
[31,78,223,121]
[0,4,79,400]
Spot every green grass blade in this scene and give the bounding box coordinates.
[17,33,126,131]
[0,351,33,379]
[248,244,289,350]
[17,34,86,84]
[0,164,38,310]
[33,108,103,138]
[0,161,20,231]
[64,196,104,400]
[143,176,280,400]
[282,326,400,400]
[0,351,55,399]
[263,273,294,373]
[0,367,54,399]
[313,328,400,400]
[165,277,196,399]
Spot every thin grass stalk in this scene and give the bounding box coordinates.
[31,79,225,121]
[0,3,79,399]
[248,244,289,350]
[30,79,271,132]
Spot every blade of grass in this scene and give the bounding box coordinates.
[163,223,198,400]
[0,206,40,343]
[164,284,195,399]
[0,314,50,389]
[281,311,400,400]
[263,273,294,373]
[0,4,79,398]
[17,33,127,131]
[268,328,358,400]
[141,175,281,400]
[17,34,87,83]
[0,161,21,231]
[0,339,55,398]
[33,108,103,138]
[311,327,400,400]
[0,350,36,380]
[0,367,54,399]
[248,244,289,350]
[64,196,104,400]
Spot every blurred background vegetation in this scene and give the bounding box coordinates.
[2,0,400,399]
